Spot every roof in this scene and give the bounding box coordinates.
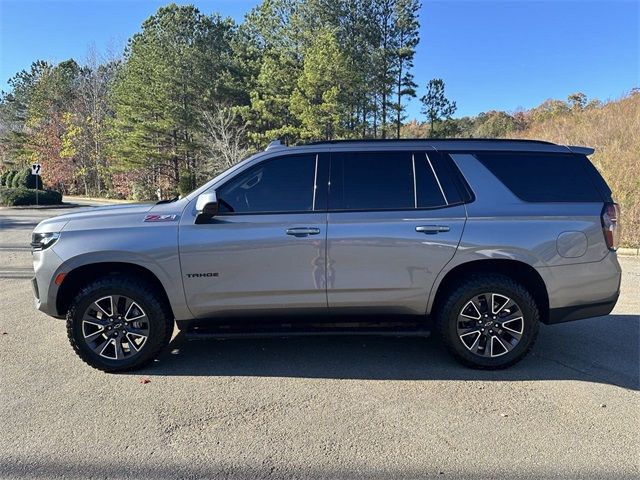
[304,138,556,146]
[265,138,594,155]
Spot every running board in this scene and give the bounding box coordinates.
[183,324,431,340]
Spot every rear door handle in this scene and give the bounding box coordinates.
[416,225,450,234]
[286,227,321,236]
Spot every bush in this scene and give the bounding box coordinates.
[0,170,10,186]
[4,170,17,187]
[0,187,62,206]
[11,169,27,188]
[10,168,44,189]
[131,182,157,202]
[178,170,196,197]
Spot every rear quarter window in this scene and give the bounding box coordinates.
[474,152,604,202]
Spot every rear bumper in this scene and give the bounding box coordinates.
[537,252,621,325]
[547,293,619,324]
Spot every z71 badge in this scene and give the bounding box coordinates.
[144,214,178,222]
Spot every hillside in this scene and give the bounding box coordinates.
[512,94,639,247]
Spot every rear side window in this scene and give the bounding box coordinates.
[330,151,414,210]
[474,152,603,202]
[414,153,449,207]
[416,152,467,206]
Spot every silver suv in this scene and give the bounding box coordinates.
[31,139,622,371]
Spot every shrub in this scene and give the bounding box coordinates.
[131,182,157,202]
[10,168,44,189]
[0,187,62,206]
[0,170,9,186]
[4,170,17,187]
[12,169,28,188]
[178,169,196,197]
[7,170,25,188]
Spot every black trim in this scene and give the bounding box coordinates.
[432,151,476,204]
[581,155,613,203]
[194,202,466,219]
[325,202,466,214]
[304,138,556,146]
[176,315,430,337]
[31,277,39,301]
[546,294,619,324]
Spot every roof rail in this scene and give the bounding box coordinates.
[265,139,287,151]
[303,138,557,146]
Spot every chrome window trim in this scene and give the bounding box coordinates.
[312,153,319,211]
[411,153,418,209]
[425,152,449,205]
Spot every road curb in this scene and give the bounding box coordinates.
[617,247,640,256]
[63,195,135,205]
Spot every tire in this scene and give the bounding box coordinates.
[66,275,173,372]
[435,274,539,369]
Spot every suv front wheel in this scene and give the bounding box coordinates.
[66,275,173,372]
[436,274,540,369]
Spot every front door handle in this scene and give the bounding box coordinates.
[286,227,321,237]
[416,225,450,234]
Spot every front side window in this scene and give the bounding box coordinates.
[217,154,317,214]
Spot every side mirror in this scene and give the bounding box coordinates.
[195,192,219,221]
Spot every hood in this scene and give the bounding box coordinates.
[33,203,155,234]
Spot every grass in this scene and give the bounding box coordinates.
[508,93,640,247]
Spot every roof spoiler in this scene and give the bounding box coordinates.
[567,145,595,155]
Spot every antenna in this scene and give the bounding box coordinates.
[265,139,286,151]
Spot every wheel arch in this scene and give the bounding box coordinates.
[430,259,550,324]
[56,262,174,319]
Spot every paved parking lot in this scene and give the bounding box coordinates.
[1,206,638,479]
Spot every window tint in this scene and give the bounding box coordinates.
[217,154,317,213]
[474,152,603,202]
[431,152,468,204]
[415,153,449,208]
[330,152,414,210]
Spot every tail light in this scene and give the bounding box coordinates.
[601,203,620,251]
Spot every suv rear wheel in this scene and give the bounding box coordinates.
[435,274,539,369]
[66,276,173,372]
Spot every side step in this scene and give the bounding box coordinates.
[183,322,431,340]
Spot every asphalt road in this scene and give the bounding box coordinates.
[1,205,638,479]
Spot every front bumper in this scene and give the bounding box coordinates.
[32,247,65,318]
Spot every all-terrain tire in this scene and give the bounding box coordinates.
[434,274,540,369]
[66,275,173,372]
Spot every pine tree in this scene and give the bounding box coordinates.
[420,78,457,137]
[290,28,350,141]
[109,4,239,192]
[393,0,420,138]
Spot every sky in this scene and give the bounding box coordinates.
[0,0,638,119]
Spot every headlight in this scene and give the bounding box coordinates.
[31,232,60,251]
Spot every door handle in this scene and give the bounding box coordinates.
[286,227,321,236]
[416,225,450,234]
